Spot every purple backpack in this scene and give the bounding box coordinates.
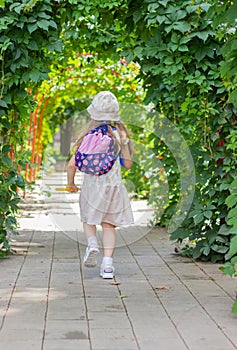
[75,124,118,176]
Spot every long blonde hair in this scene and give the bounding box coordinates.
[73,120,132,155]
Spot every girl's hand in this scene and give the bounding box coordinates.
[66,185,79,192]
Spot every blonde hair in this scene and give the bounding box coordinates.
[73,120,132,155]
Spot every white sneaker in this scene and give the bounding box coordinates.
[100,264,115,279]
[83,245,100,268]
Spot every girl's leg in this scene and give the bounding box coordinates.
[83,222,97,241]
[101,222,116,258]
[83,222,99,268]
[100,222,116,279]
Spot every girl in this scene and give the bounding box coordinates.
[67,91,134,279]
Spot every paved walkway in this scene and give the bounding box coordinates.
[0,171,237,350]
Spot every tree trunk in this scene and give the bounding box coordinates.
[60,118,73,157]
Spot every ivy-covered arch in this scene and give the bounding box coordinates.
[32,53,145,178]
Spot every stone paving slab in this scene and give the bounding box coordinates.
[0,172,237,350]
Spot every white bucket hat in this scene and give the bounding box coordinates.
[87,91,120,121]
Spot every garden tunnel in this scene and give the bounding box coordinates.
[1,1,237,303]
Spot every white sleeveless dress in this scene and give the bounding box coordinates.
[79,132,134,227]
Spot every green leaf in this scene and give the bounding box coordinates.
[9,2,24,14]
[156,15,166,24]
[229,227,237,235]
[38,12,51,19]
[203,210,212,219]
[194,213,204,225]
[202,245,211,256]
[0,38,12,52]
[134,46,144,58]
[176,10,186,21]
[133,11,142,23]
[218,225,231,236]
[227,216,237,227]
[200,3,211,12]
[220,183,229,191]
[147,17,157,26]
[219,262,235,276]
[231,299,237,314]
[180,36,191,45]
[229,89,237,109]
[29,70,41,83]
[211,253,223,263]
[231,40,237,51]
[2,155,12,167]
[6,216,17,229]
[195,47,214,62]
[21,72,30,83]
[225,235,237,260]
[206,205,216,210]
[0,99,7,108]
[189,209,202,217]
[28,40,38,50]
[2,144,11,154]
[196,31,215,42]
[169,43,178,52]
[170,228,190,240]
[27,23,38,34]
[193,246,203,259]
[211,245,229,254]
[226,4,237,23]
[179,45,189,52]
[46,41,62,53]
[164,57,174,65]
[230,256,237,265]
[0,118,11,129]
[171,32,179,44]
[173,22,191,34]
[159,0,169,7]
[37,19,50,31]
[225,194,237,208]
[187,5,198,13]
[9,200,19,211]
[230,178,237,190]
[49,20,57,30]
[216,236,228,244]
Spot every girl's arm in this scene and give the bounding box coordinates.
[120,139,133,169]
[116,125,133,169]
[67,155,79,192]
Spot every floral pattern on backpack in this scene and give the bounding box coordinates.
[75,124,118,176]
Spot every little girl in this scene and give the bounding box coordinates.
[67,91,134,279]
